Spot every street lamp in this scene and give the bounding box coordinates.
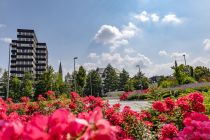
[73,57,78,92]
[6,44,11,99]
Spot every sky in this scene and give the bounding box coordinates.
[1,0,210,77]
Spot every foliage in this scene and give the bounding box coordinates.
[76,66,86,95]
[0,71,8,97]
[84,70,102,97]
[0,91,210,139]
[118,69,129,91]
[9,76,21,101]
[34,66,54,98]
[124,79,134,92]
[103,64,119,93]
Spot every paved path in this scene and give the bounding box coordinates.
[108,99,150,112]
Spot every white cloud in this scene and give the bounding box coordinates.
[0,24,6,28]
[83,63,97,71]
[86,51,153,76]
[124,47,135,53]
[162,14,182,25]
[171,52,189,58]
[88,53,99,59]
[0,37,12,44]
[94,22,139,51]
[158,50,168,56]
[203,39,210,51]
[151,13,160,22]
[159,50,188,59]
[134,11,160,23]
[134,11,150,22]
[134,11,183,25]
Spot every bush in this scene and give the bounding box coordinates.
[181,76,196,84]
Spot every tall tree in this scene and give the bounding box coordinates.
[84,70,102,96]
[103,64,119,93]
[21,72,33,97]
[34,66,54,98]
[64,72,73,92]
[76,66,86,96]
[118,69,129,91]
[9,76,21,101]
[0,71,8,98]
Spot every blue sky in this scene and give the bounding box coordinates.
[1,0,210,77]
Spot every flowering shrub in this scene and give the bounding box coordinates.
[0,91,210,139]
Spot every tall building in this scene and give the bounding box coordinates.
[10,29,48,78]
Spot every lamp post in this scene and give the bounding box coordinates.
[183,54,186,66]
[89,71,92,96]
[73,57,78,92]
[6,44,11,99]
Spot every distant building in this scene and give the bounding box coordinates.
[10,29,48,78]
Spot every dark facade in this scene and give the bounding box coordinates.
[10,29,48,78]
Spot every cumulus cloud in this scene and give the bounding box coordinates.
[88,53,99,59]
[159,50,189,60]
[203,39,210,51]
[124,47,135,53]
[134,11,183,25]
[162,14,182,25]
[86,51,153,75]
[93,22,139,51]
[134,11,160,23]
[158,50,168,56]
[151,13,160,22]
[0,37,12,44]
[171,52,189,58]
[134,11,150,22]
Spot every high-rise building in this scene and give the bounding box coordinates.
[10,29,48,78]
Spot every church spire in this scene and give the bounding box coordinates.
[59,61,63,80]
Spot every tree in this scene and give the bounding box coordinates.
[64,72,73,92]
[132,75,149,90]
[21,72,33,97]
[9,76,21,101]
[34,66,54,98]
[103,64,119,93]
[84,70,102,96]
[52,72,66,95]
[76,66,86,96]
[0,71,8,98]
[124,79,134,92]
[118,69,129,91]
[194,66,210,82]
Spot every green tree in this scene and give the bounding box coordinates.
[52,72,66,95]
[76,66,86,96]
[132,75,149,90]
[194,66,210,82]
[9,76,21,101]
[103,64,119,93]
[21,72,33,97]
[64,72,73,92]
[118,69,129,91]
[84,70,102,96]
[34,66,54,98]
[0,71,8,98]
[124,79,134,92]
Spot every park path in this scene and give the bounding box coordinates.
[107,98,150,112]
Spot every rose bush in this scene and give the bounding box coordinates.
[0,91,210,139]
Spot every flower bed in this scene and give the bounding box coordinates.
[0,91,210,139]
